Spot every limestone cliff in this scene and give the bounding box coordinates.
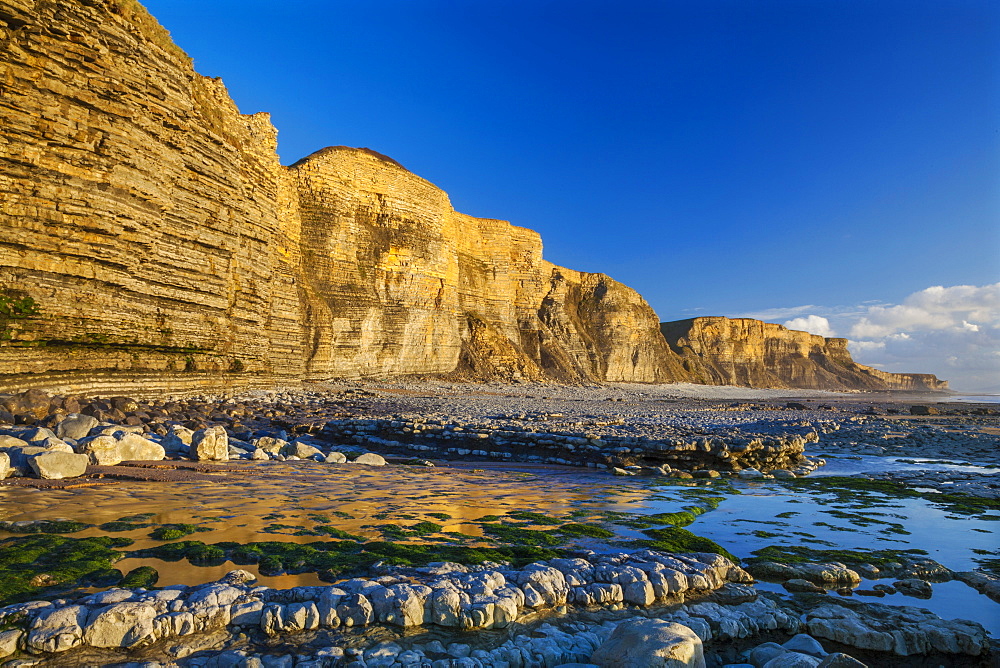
[0,0,305,395]
[0,0,684,393]
[0,0,946,394]
[660,317,947,391]
[289,146,683,384]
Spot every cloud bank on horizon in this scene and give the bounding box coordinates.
[737,283,1000,393]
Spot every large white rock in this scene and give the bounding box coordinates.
[77,435,121,466]
[0,435,28,448]
[283,441,324,460]
[0,445,47,475]
[763,654,822,668]
[514,565,569,608]
[353,452,386,466]
[28,451,89,479]
[252,436,287,454]
[590,619,706,668]
[191,426,229,461]
[806,602,988,656]
[370,583,432,627]
[0,452,8,480]
[55,414,99,441]
[116,433,165,461]
[0,628,22,659]
[337,593,373,627]
[26,605,87,653]
[160,425,194,454]
[83,602,157,648]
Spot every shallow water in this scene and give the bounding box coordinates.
[1,459,996,636]
[813,455,1000,476]
[943,395,1000,404]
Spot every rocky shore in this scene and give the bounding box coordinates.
[0,381,997,667]
[0,555,991,667]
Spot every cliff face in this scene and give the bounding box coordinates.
[661,317,947,391]
[289,146,683,384]
[0,1,946,394]
[0,0,683,393]
[0,0,306,395]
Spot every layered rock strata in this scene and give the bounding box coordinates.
[288,147,684,384]
[0,0,683,395]
[0,0,946,394]
[1,561,990,665]
[320,416,817,474]
[1,552,751,655]
[661,317,947,391]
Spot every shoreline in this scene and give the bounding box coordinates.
[0,382,997,666]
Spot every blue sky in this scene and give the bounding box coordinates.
[141,0,999,389]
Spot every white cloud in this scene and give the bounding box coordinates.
[846,283,1000,392]
[849,283,1000,339]
[783,315,836,338]
[849,339,885,352]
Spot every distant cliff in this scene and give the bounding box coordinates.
[0,0,685,394]
[660,317,947,391]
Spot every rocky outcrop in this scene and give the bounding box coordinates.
[0,553,752,656]
[661,318,947,391]
[0,0,686,395]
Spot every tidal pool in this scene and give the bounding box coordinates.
[813,455,1000,476]
[0,459,996,636]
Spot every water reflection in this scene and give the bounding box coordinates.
[0,459,995,635]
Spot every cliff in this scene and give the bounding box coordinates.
[288,146,684,384]
[0,0,946,395]
[0,0,685,394]
[660,317,947,391]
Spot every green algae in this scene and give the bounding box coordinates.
[374,522,443,540]
[481,523,561,547]
[825,509,909,534]
[149,524,211,541]
[633,527,737,563]
[313,526,363,540]
[752,530,781,539]
[557,523,615,539]
[976,558,1000,577]
[0,520,91,534]
[262,523,304,534]
[508,511,563,525]
[130,538,563,579]
[748,544,928,568]
[131,540,203,561]
[119,566,159,589]
[621,511,696,530]
[0,535,132,604]
[788,476,1000,518]
[100,520,152,532]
